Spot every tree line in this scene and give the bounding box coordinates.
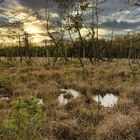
[0,32,140,63]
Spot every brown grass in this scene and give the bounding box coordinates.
[0,58,140,140]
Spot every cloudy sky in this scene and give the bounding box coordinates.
[0,0,140,45]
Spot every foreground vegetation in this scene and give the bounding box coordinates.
[0,0,140,139]
[0,58,140,140]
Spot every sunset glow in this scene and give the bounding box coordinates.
[0,1,140,139]
[0,0,140,46]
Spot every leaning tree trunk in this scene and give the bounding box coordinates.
[68,30,84,67]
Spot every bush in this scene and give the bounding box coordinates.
[3,97,46,140]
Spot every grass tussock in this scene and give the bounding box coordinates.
[96,113,140,140]
[0,59,140,140]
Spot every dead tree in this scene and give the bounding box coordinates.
[43,0,60,66]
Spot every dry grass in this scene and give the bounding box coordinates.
[96,113,140,140]
[0,58,140,140]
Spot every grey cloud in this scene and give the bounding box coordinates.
[17,0,44,9]
[100,20,140,30]
[99,0,130,16]
[0,0,4,3]
[0,0,140,37]
[17,0,81,9]
[17,0,60,10]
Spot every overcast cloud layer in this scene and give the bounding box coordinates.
[0,0,140,41]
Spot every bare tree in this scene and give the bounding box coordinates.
[59,0,95,67]
[43,0,60,66]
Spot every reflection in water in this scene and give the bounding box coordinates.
[93,94,119,107]
[58,89,80,105]
[1,97,10,101]
[58,94,68,105]
[60,89,80,99]
[38,99,44,105]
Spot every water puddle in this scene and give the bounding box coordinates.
[60,89,80,98]
[1,97,10,101]
[58,89,81,105]
[93,93,119,107]
[58,94,69,105]
[38,99,44,105]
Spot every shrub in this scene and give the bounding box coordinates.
[3,97,46,140]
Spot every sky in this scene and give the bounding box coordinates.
[0,0,140,46]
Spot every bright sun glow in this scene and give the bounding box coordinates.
[24,25,42,34]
